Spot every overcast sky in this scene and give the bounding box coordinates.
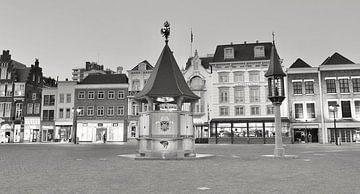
[1,0,360,80]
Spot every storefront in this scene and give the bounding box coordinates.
[328,128,360,143]
[77,120,125,143]
[24,117,41,142]
[209,117,291,144]
[291,124,320,143]
[41,124,55,142]
[193,118,209,143]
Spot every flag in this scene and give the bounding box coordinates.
[191,30,193,43]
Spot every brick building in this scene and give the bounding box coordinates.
[74,74,128,143]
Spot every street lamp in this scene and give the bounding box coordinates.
[329,104,339,146]
[265,38,286,157]
[72,108,82,144]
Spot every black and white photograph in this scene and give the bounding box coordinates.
[1,0,360,193]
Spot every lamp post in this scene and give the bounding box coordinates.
[72,108,81,144]
[329,104,339,146]
[265,37,286,157]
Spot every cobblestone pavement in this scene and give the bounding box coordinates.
[1,143,360,194]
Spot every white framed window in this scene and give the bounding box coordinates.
[98,91,105,99]
[254,46,265,58]
[250,106,260,115]
[294,103,304,119]
[59,108,64,118]
[78,106,84,116]
[78,91,85,99]
[249,71,260,82]
[59,93,64,103]
[328,101,338,118]
[97,106,104,116]
[107,106,114,116]
[219,87,229,103]
[234,87,244,103]
[219,106,229,116]
[27,103,33,114]
[88,91,95,99]
[267,105,274,115]
[118,90,125,99]
[15,103,22,118]
[306,103,315,119]
[235,106,244,116]
[108,91,115,99]
[65,108,70,118]
[34,103,40,114]
[66,93,71,103]
[218,72,229,83]
[87,106,94,116]
[249,87,260,103]
[233,72,244,82]
[117,106,124,115]
[354,101,360,117]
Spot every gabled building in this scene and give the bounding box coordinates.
[74,74,128,143]
[208,42,290,144]
[286,58,322,143]
[183,50,213,142]
[319,52,360,143]
[40,81,57,142]
[127,60,153,140]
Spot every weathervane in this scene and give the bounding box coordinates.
[272,32,275,44]
[160,21,170,44]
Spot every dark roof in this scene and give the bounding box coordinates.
[185,56,213,70]
[134,44,199,102]
[212,42,273,62]
[131,60,153,71]
[11,60,27,69]
[79,74,128,84]
[289,58,312,68]
[265,43,286,77]
[15,68,31,82]
[321,52,355,65]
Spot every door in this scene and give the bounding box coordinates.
[96,128,106,143]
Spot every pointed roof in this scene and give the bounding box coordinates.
[131,60,153,71]
[321,52,355,65]
[265,43,286,77]
[134,44,199,102]
[289,58,312,68]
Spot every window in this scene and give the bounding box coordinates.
[224,47,234,59]
[305,81,314,94]
[249,71,260,82]
[66,93,71,103]
[88,91,95,99]
[267,105,274,115]
[59,108,64,118]
[118,90,125,99]
[341,101,351,118]
[98,91,105,99]
[132,102,139,115]
[15,103,22,118]
[87,106,94,116]
[97,106,104,116]
[218,72,229,83]
[59,93,65,103]
[27,103,33,114]
[32,93,37,100]
[190,76,204,90]
[34,103,40,114]
[219,88,229,103]
[78,106,84,116]
[293,82,302,94]
[250,106,260,115]
[328,101,338,118]
[219,106,229,116]
[254,46,265,58]
[107,106,114,116]
[65,108,71,118]
[235,106,244,116]
[249,87,260,102]
[339,79,349,93]
[353,78,360,92]
[306,103,315,118]
[233,72,244,82]
[43,110,54,121]
[355,101,360,116]
[326,79,336,93]
[117,106,124,115]
[294,103,303,119]
[4,103,10,117]
[78,91,85,99]
[108,91,115,99]
[132,80,140,91]
[234,87,244,103]
[43,95,55,106]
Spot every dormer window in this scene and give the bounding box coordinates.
[224,47,234,59]
[254,46,265,58]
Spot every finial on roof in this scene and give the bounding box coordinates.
[194,49,198,56]
[272,32,275,45]
[160,21,170,44]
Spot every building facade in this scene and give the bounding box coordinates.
[287,59,322,143]
[208,42,290,144]
[74,74,128,143]
[40,85,57,142]
[183,50,213,143]
[126,60,153,141]
[72,61,116,82]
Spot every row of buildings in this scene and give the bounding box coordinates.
[1,40,360,144]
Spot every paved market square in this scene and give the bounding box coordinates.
[1,143,360,194]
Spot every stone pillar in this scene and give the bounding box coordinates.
[274,103,284,157]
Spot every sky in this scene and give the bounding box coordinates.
[1,0,360,80]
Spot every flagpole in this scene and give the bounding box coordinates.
[190,28,193,57]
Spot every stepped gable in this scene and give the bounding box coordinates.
[135,44,199,102]
[289,58,312,68]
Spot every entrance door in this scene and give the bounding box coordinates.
[32,129,40,142]
[42,130,48,142]
[96,128,106,143]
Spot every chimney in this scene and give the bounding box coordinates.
[117,66,123,74]
[256,40,259,43]
[1,50,11,61]
[244,41,247,44]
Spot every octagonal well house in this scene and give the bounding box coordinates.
[134,22,199,159]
